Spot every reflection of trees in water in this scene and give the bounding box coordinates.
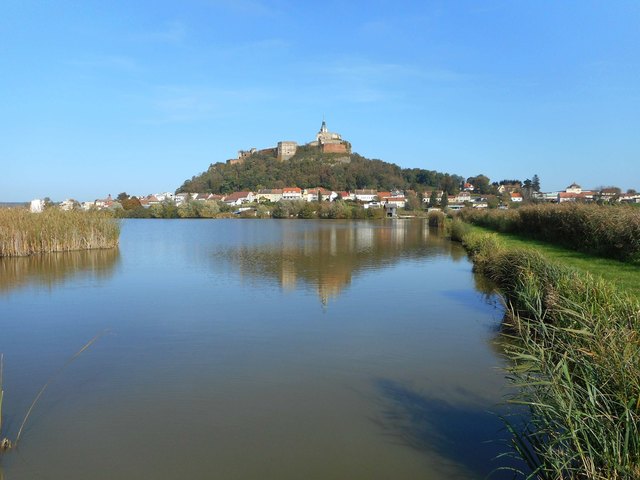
[0,248,120,293]
[214,221,463,305]
[373,378,526,479]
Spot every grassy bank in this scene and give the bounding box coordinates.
[466,224,640,297]
[0,208,120,257]
[458,203,640,263]
[451,222,640,479]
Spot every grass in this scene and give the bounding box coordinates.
[454,227,640,479]
[469,225,640,297]
[0,208,120,257]
[458,203,640,263]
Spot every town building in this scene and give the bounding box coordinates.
[256,189,283,202]
[282,187,303,200]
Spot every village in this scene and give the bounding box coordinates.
[30,181,640,216]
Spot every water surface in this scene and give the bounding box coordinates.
[0,219,515,479]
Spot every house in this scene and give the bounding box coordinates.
[565,183,582,194]
[175,193,192,205]
[94,194,116,210]
[381,196,406,208]
[422,191,444,204]
[30,199,45,213]
[599,188,620,201]
[282,187,302,200]
[454,191,472,203]
[510,192,523,202]
[304,187,337,202]
[620,193,640,204]
[337,191,354,201]
[59,199,77,211]
[224,191,255,206]
[363,201,382,209]
[256,189,283,203]
[497,183,520,194]
[354,189,377,202]
[384,204,398,218]
[463,182,475,192]
[558,192,582,203]
[155,192,175,202]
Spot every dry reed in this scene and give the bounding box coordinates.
[0,208,119,257]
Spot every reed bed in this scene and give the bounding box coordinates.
[457,230,640,479]
[0,208,119,257]
[458,203,640,263]
[427,210,445,227]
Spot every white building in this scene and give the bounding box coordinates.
[282,187,303,200]
[354,189,377,202]
[30,199,45,213]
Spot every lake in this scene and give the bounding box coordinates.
[0,219,520,479]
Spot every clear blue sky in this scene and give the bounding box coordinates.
[1,0,639,201]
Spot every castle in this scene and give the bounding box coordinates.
[228,120,351,164]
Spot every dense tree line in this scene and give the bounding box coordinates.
[176,148,464,195]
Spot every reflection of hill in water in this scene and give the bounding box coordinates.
[214,221,466,305]
[0,248,120,293]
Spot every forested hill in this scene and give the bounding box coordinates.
[176,147,464,194]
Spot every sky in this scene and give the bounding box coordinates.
[1,0,639,201]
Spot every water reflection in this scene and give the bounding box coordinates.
[0,248,120,294]
[374,379,523,479]
[213,220,465,305]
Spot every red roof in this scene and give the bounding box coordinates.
[225,191,252,201]
[283,187,301,193]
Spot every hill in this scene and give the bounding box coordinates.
[176,146,464,195]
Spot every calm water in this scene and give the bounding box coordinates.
[0,219,518,479]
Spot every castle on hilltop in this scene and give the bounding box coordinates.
[228,120,351,165]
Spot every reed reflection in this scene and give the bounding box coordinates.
[213,220,464,305]
[0,248,120,294]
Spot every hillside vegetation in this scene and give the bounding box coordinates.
[177,147,463,194]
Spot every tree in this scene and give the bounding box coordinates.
[532,174,541,193]
[440,191,449,209]
[428,190,439,208]
[466,174,491,194]
[121,196,142,211]
[486,195,499,209]
[405,192,420,211]
[522,179,534,201]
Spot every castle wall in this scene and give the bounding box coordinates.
[321,143,349,154]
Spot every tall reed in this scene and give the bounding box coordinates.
[0,208,119,257]
[458,230,640,478]
[458,203,640,263]
[427,210,445,227]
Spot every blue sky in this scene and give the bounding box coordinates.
[1,0,639,201]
